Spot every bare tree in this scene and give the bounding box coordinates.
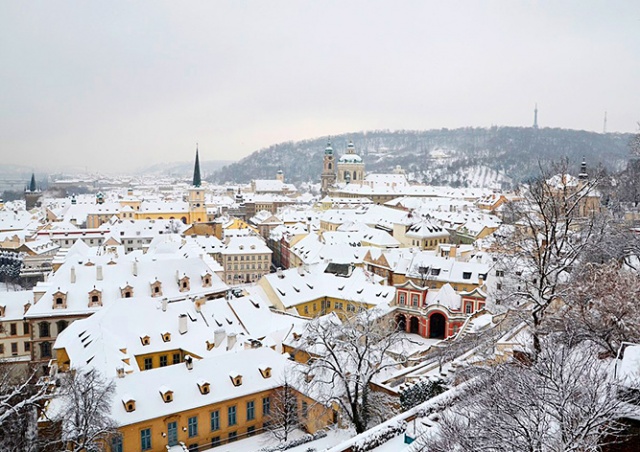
[0,366,48,452]
[298,309,405,434]
[49,368,117,452]
[494,159,601,355]
[413,338,636,452]
[559,261,640,355]
[264,378,302,443]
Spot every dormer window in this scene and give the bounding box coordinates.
[88,288,102,307]
[120,285,134,298]
[258,366,272,379]
[229,373,243,386]
[122,397,136,412]
[150,280,163,297]
[462,272,472,280]
[161,332,171,342]
[202,273,212,288]
[0,305,5,317]
[52,291,67,309]
[178,276,190,293]
[197,379,210,395]
[140,335,150,346]
[159,387,173,403]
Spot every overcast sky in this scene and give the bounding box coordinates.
[1,1,639,173]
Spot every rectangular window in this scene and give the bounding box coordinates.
[210,437,220,448]
[228,431,237,442]
[140,428,152,451]
[302,400,309,418]
[228,405,237,426]
[23,322,30,335]
[10,323,17,335]
[263,396,271,416]
[11,343,18,355]
[160,355,168,367]
[111,434,123,452]
[247,425,256,436]
[246,400,255,421]
[188,444,198,452]
[24,342,30,352]
[172,353,181,364]
[0,344,4,354]
[188,416,198,438]
[462,272,472,280]
[210,410,220,431]
[144,357,153,370]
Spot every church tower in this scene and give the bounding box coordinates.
[533,103,539,129]
[24,172,42,210]
[321,139,337,198]
[337,140,365,184]
[188,145,207,223]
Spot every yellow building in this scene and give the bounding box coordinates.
[257,263,395,319]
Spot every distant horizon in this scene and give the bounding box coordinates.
[0,124,634,179]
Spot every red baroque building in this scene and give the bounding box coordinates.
[393,281,487,339]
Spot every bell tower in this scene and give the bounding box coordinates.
[188,144,206,223]
[321,139,337,198]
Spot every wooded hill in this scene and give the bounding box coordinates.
[208,127,633,188]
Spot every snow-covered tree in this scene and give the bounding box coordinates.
[413,339,636,452]
[560,261,640,355]
[298,309,405,434]
[263,378,302,443]
[0,366,48,452]
[50,368,117,452]
[493,159,601,355]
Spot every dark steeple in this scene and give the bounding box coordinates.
[28,173,37,192]
[578,158,588,180]
[192,144,202,188]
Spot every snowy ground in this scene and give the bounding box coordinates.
[370,434,410,451]
[388,332,441,356]
[201,427,354,452]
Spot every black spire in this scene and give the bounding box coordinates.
[192,144,202,187]
[28,173,37,192]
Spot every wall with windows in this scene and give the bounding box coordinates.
[115,387,332,452]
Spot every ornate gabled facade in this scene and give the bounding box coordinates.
[337,140,365,184]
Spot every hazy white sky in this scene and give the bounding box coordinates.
[1,1,639,172]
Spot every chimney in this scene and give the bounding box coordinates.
[227,332,237,351]
[298,265,305,276]
[178,314,188,334]
[96,265,103,281]
[70,266,76,284]
[175,270,180,282]
[194,298,202,312]
[185,355,193,371]
[116,367,125,378]
[450,246,457,259]
[214,328,225,348]
[161,298,168,312]
[277,268,284,279]
[132,260,138,276]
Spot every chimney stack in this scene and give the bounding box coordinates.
[227,332,237,351]
[70,266,76,284]
[132,260,138,276]
[96,265,103,281]
[214,328,225,348]
[116,367,125,378]
[185,355,193,371]
[178,314,188,334]
[162,298,168,312]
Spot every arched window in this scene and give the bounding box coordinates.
[353,171,357,180]
[328,163,332,170]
